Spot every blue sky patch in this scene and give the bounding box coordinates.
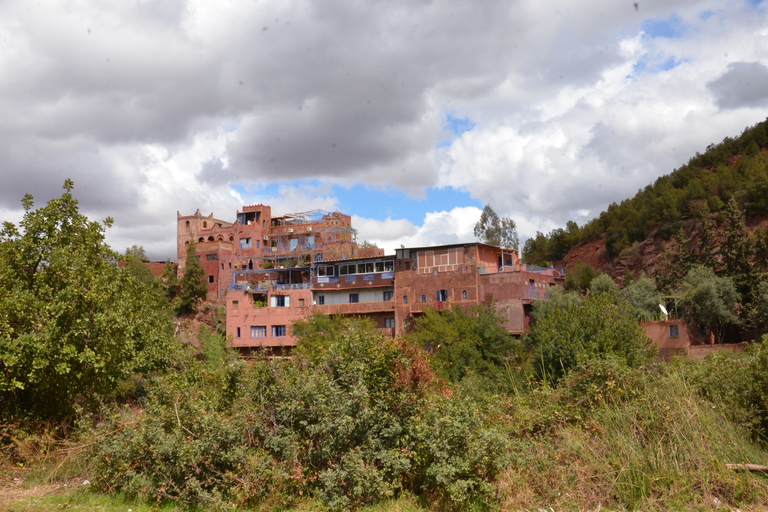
[438,113,476,147]
[641,14,687,39]
[231,181,482,227]
[335,184,481,225]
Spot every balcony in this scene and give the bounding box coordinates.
[522,289,547,301]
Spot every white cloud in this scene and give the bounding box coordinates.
[0,0,766,262]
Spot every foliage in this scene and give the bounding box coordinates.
[123,245,155,284]
[620,275,663,320]
[680,266,740,343]
[679,337,768,442]
[589,273,617,296]
[526,292,654,383]
[520,117,768,263]
[0,181,176,419]
[500,359,768,511]
[92,319,506,510]
[406,301,525,392]
[175,242,208,315]
[474,204,519,249]
[161,260,180,301]
[564,260,598,292]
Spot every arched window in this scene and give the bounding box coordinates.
[185,221,190,228]
[462,290,468,300]
[229,235,234,242]
[198,237,204,243]
[208,236,214,242]
[403,295,408,304]
[203,221,207,228]
[185,241,189,245]
[421,294,426,303]
[217,235,223,241]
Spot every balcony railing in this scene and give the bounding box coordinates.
[522,289,547,301]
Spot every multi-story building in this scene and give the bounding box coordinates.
[224,240,565,356]
[177,206,382,300]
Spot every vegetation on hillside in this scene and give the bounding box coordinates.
[523,117,768,263]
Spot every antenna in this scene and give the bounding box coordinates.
[659,304,668,319]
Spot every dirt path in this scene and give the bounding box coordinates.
[0,479,79,511]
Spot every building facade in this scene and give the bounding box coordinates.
[177,206,382,300]
[225,241,565,355]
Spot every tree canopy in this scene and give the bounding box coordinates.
[0,180,176,418]
[474,204,519,249]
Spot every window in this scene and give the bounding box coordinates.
[203,221,207,228]
[221,263,224,270]
[240,237,252,249]
[298,298,305,307]
[318,265,335,276]
[403,295,408,304]
[272,325,286,337]
[236,327,241,338]
[251,326,266,338]
[384,318,395,328]
[208,275,214,284]
[271,295,289,307]
[349,293,359,303]
[375,262,384,272]
[462,290,468,300]
[669,325,679,337]
[185,220,190,227]
[437,289,448,301]
[232,300,239,309]
[383,291,393,301]
[198,237,205,243]
[421,294,426,303]
[318,295,325,305]
[384,261,394,272]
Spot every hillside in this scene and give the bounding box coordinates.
[523,117,768,283]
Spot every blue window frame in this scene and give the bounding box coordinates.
[272,325,286,337]
[251,326,266,337]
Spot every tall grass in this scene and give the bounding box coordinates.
[498,363,768,511]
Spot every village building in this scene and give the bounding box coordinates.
[178,204,566,355]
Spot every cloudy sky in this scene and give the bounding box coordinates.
[1,0,767,260]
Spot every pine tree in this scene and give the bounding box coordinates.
[696,205,717,269]
[721,198,757,304]
[176,242,208,314]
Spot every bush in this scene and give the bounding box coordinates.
[526,292,654,383]
[91,320,507,510]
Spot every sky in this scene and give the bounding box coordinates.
[1,0,767,261]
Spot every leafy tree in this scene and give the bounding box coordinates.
[565,261,598,292]
[0,181,176,418]
[474,204,519,249]
[619,275,663,321]
[176,242,208,314]
[526,292,654,383]
[680,266,740,343]
[123,244,155,284]
[589,273,618,296]
[407,301,522,390]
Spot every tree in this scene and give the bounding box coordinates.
[474,204,519,249]
[407,301,522,391]
[526,292,654,383]
[589,274,618,296]
[176,242,208,314]
[680,266,740,344]
[161,260,180,301]
[619,275,662,321]
[0,181,176,418]
[565,261,598,292]
[696,205,717,269]
[124,244,155,284]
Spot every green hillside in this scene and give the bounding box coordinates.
[523,118,768,263]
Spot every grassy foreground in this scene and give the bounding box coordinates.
[5,333,768,511]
